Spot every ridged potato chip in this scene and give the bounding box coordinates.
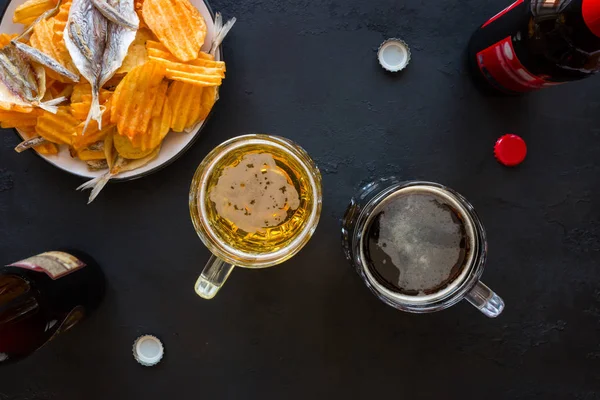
[146,41,225,86]
[18,125,58,155]
[114,133,154,159]
[35,106,79,145]
[110,61,166,141]
[142,0,207,62]
[116,28,155,75]
[70,92,112,120]
[0,109,41,128]
[13,0,56,25]
[129,79,169,150]
[72,122,114,151]
[167,81,216,132]
[49,0,71,41]
[143,99,171,149]
[29,17,77,82]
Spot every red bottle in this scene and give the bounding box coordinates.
[468,0,600,94]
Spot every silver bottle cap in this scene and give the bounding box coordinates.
[377,38,411,72]
[133,335,164,367]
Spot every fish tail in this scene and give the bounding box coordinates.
[209,13,236,56]
[37,96,68,114]
[81,88,102,135]
[37,102,59,114]
[76,171,113,204]
[91,86,103,130]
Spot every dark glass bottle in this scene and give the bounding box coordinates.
[468,0,600,94]
[0,250,105,364]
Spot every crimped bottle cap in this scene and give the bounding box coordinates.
[133,335,164,367]
[494,134,527,167]
[378,38,411,72]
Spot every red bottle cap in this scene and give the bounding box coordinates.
[583,0,600,37]
[494,134,527,167]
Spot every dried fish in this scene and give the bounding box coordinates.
[14,136,47,153]
[86,159,108,170]
[0,46,37,101]
[100,0,138,86]
[91,0,138,30]
[77,147,160,203]
[12,41,79,82]
[209,12,236,57]
[64,0,107,134]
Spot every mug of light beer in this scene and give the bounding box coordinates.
[342,178,504,317]
[189,134,322,299]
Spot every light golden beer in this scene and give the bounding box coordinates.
[190,134,322,292]
[202,142,317,254]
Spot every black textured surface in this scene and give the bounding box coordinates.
[1,0,600,398]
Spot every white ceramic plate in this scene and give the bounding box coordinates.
[0,0,221,180]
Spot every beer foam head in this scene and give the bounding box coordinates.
[209,153,300,234]
[376,191,467,293]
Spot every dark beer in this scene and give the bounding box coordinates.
[360,187,475,297]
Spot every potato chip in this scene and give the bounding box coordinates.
[151,80,168,117]
[72,121,114,150]
[143,99,171,150]
[0,33,17,48]
[13,0,56,25]
[167,81,215,132]
[71,82,93,103]
[46,81,74,100]
[76,148,106,161]
[29,17,77,83]
[116,28,155,75]
[0,109,41,128]
[146,42,225,86]
[146,41,222,66]
[142,0,207,62]
[49,0,71,41]
[35,106,79,145]
[114,133,154,159]
[70,92,112,120]
[110,61,166,140]
[18,125,59,155]
[129,81,171,150]
[146,41,225,69]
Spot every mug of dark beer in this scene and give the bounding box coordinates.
[342,178,504,318]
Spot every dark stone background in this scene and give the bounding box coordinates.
[1,0,599,398]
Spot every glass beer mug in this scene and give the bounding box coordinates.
[342,178,504,317]
[189,134,322,299]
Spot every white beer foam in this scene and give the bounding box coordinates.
[377,193,463,292]
[209,153,300,234]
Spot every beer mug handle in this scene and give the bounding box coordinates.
[195,255,235,299]
[465,281,505,318]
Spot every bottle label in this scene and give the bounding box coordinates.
[7,251,86,280]
[476,36,564,93]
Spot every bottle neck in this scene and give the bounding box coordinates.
[582,0,600,37]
